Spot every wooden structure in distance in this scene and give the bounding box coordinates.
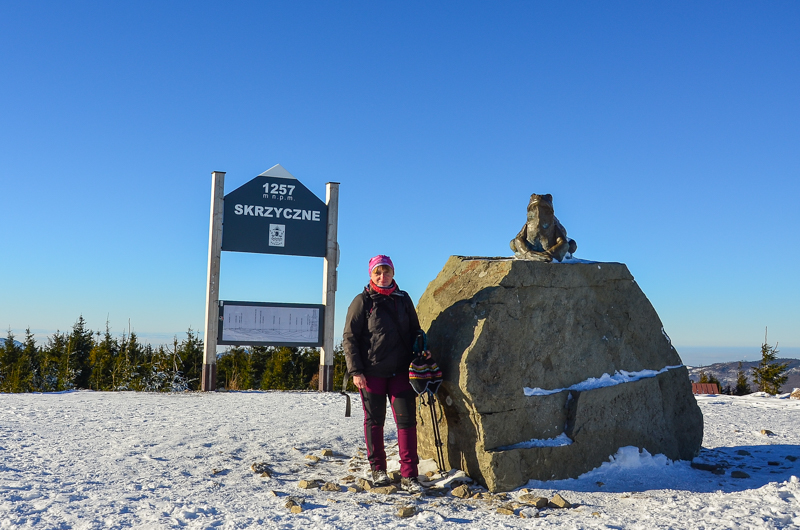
[691,383,720,395]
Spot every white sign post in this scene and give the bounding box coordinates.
[320,182,340,391]
[202,171,225,391]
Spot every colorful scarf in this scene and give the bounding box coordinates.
[370,279,397,296]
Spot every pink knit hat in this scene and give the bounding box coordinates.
[368,255,394,274]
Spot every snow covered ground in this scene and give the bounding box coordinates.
[1,391,799,529]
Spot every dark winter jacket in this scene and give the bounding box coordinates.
[343,285,421,378]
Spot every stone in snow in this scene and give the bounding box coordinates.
[415,257,703,491]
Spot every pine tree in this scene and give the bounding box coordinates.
[89,322,118,390]
[165,337,189,392]
[751,330,788,395]
[113,331,141,390]
[260,347,293,390]
[174,329,203,390]
[217,346,250,390]
[698,370,721,392]
[68,316,95,389]
[0,329,38,392]
[27,328,48,391]
[258,347,318,390]
[248,346,271,389]
[296,347,319,389]
[17,328,37,392]
[43,330,75,391]
[0,329,22,392]
[734,361,751,396]
[142,344,174,392]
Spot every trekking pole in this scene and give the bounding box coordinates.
[426,391,446,471]
[340,372,351,417]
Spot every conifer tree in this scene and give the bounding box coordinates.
[751,330,788,395]
[43,330,75,391]
[0,329,38,392]
[217,346,250,390]
[258,347,318,390]
[698,370,721,392]
[89,322,118,390]
[734,361,751,396]
[114,331,141,390]
[165,338,189,392]
[34,330,60,392]
[0,329,23,392]
[142,344,174,391]
[174,329,203,390]
[68,316,95,389]
[296,347,318,388]
[17,328,37,392]
[247,346,270,389]
[26,328,45,391]
[260,347,293,390]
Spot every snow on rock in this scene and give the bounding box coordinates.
[523,365,683,396]
[496,433,573,451]
[555,256,597,264]
[1,391,799,529]
[661,326,672,345]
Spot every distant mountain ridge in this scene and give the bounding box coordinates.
[687,359,800,393]
[0,338,24,348]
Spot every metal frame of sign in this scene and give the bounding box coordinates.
[217,300,325,347]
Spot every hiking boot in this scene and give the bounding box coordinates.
[400,476,423,494]
[371,469,390,487]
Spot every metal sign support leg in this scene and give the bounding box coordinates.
[319,182,340,391]
[202,171,225,391]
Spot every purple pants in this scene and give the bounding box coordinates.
[360,373,419,478]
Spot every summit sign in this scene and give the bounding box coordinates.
[221,165,327,257]
[202,164,340,392]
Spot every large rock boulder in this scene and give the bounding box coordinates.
[415,256,703,492]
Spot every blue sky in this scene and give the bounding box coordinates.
[1,2,798,366]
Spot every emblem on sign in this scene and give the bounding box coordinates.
[269,224,286,247]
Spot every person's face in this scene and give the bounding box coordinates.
[370,265,394,287]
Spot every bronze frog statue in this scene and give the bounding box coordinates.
[509,193,577,262]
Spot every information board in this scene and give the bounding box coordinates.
[221,167,328,257]
[217,300,324,347]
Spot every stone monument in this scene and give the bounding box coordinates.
[414,195,703,492]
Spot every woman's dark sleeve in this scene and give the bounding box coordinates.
[342,293,366,376]
[405,294,422,347]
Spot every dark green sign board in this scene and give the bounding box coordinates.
[221,171,327,257]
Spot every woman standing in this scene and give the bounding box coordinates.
[343,255,425,493]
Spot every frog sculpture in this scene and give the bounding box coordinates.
[509,193,577,262]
